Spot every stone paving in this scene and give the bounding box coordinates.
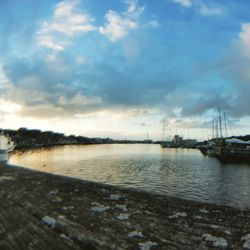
[0,164,250,249]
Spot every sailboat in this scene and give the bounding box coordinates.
[213,137,250,162]
[208,109,250,162]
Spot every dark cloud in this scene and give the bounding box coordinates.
[2,36,185,119]
[196,40,250,118]
[181,95,232,117]
[2,52,102,117]
[81,60,182,107]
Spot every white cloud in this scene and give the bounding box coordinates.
[172,0,223,16]
[199,3,222,16]
[125,0,145,19]
[99,11,138,42]
[38,0,157,46]
[37,35,68,51]
[76,55,87,64]
[0,99,22,114]
[99,0,144,42]
[54,0,77,19]
[58,93,102,106]
[37,0,96,50]
[172,0,192,8]
[239,23,250,55]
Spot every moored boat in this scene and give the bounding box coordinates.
[213,138,250,162]
[0,133,15,162]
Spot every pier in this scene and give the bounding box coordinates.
[0,164,250,249]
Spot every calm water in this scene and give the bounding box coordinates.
[9,144,250,208]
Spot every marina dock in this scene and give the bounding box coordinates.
[0,164,250,249]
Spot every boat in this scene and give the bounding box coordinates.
[0,133,15,162]
[161,141,173,148]
[198,141,215,155]
[213,138,250,162]
[199,108,249,162]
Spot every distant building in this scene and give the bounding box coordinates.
[173,135,183,147]
[183,139,197,148]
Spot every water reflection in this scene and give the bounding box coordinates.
[9,144,250,208]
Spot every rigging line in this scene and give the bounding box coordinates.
[223,112,228,138]
[228,122,235,137]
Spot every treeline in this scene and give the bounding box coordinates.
[0,128,114,150]
[0,128,154,150]
[230,135,250,141]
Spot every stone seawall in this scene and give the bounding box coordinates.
[0,164,249,249]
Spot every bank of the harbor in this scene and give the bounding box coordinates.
[0,163,249,249]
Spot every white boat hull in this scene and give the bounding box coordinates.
[0,133,15,162]
[0,152,9,163]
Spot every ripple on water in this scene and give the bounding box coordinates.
[9,144,250,208]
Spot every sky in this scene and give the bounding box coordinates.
[1,0,250,140]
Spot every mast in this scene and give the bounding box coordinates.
[162,119,166,141]
[223,112,228,138]
[218,107,223,141]
[212,119,215,139]
[215,120,219,141]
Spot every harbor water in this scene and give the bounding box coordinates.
[9,144,250,208]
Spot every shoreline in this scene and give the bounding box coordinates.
[1,163,249,249]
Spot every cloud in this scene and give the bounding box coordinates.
[99,10,138,42]
[222,22,250,84]
[37,35,70,51]
[146,20,160,28]
[37,0,157,48]
[239,23,250,57]
[2,53,103,118]
[0,99,22,114]
[2,41,182,121]
[172,0,223,16]
[1,0,235,128]
[140,122,146,127]
[220,22,250,118]
[46,0,96,36]
[164,85,232,119]
[166,22,250,121]
[99,0,144,42]
[37,0,96,50]
[172,0,192,8]
[122,39,140,61]
[58,93,102,107]
[75,56,87,64]
[3,0,247,138]
[181,95,231,117]
[199,2,222,16]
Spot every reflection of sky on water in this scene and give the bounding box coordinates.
[10,144,250,208]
